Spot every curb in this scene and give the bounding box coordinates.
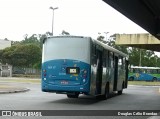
[0,88,30,94]
[129,85,160,87]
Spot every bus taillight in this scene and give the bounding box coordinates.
[82,70,87,78]
[43,69,47,77]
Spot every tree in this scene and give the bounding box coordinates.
[14,44,41,68]
[0,50,3,63]
[97,33,128,54]
[107,34,128,54]
[1,44,41,68]
[61,30,70,35]
[1,46,17,65]
[128,47,158,67]
[97,35,105,42]
[45,31,52,36]
[96,33,160,67]
[21,34,39,45]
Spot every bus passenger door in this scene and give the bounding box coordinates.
[96,50,103,94]
[113,56,118,91]
[125,60,129,88]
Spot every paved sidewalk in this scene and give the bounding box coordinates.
[0,84,30,94]
[0,77,32,94]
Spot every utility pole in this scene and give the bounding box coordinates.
[49,7,58,35]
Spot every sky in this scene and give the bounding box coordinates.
[0,0,148,41]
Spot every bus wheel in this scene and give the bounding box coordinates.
[129,77,134,81]
[118,90,122,95]
[67,93,79,98]
[152,77,157,82]
[118,83,124,95]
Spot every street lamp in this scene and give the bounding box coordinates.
[49,7,58,36]
[104,32,109,41]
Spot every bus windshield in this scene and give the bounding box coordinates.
[42,37,91,63]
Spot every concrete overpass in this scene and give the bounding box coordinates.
[115,33,160,52]
[103,0,160,40]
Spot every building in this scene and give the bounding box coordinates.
[0,64,12,77]
[0,39,11,50]
[0,39,12,77]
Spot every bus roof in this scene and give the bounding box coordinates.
[131,66,160,69]
[94,39,128,58]
[44,35,128,58]
[47,35,86,39]
[43,35,89,43]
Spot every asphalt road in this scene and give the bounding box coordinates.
[0,79,160,119]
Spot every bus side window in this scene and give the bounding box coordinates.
[143,69,146,73]
[123,57,125,70]
[109,52,113,68]
[112,53,114,68]
[92,43,97,65]
[108,51,111,68]
[103,51,106,67]
[118,57,123,69]
[133,68,135,73]
[105,51,109,67]
[153,69,157,74]
[141,69,145,73]
[135,69,138,73]
[153,69,155,74]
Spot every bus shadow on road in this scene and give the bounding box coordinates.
[49,95,101,105]
[49,93,127,105]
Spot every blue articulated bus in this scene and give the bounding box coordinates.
[128,66,160,81]
[42,36,128,99]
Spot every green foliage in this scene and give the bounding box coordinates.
[128,81,160,86]
[21,34,39,45]
[128,48,159,67]
[1,44,41,68]
[1,46,17,65]
[1,32,160,70]
[0,33,47,69]
[97,33,160,67]
[61,30,70,35]
[97,35,104,42]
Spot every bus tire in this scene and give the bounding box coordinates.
[118,90,122,95]
[118,82,124,95]
[67,93,79,98]
[152,77,157,82]
[129,77,134,81]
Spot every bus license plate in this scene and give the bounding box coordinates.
[61,81,68,85]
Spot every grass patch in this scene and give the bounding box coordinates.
[12,74,40,78]
[11,79,41,83]
[0,79,41,83]
[128,81,160,86]
[0,85,14,88]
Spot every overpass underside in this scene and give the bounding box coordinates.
[103,0,160,40]
[116,34,160,52]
